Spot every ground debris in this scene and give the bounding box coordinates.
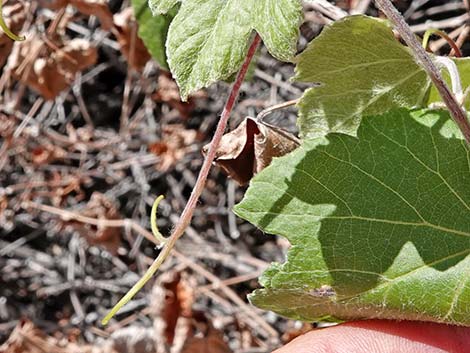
[0,319,97,353]
[10,36,97,99]
[181,325,232,353]
[148,124,198,172]
[63,192,123,254]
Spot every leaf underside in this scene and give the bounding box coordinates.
[149,0,179,15]
[161,0,302,100]
[427,57,470,110]
[295,15,431,139]
[131,0,176,70]
[235,108,470,325]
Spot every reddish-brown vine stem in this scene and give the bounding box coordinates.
[375,0,470,144]
[177,33,261,236]
[102,34,262,324]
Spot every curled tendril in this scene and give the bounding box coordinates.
[461,86,470,108]
[422,28,461,57]
[151,195,167,245]
[101,195,167,326]
[0,0,25,41]
[434,56,463,103]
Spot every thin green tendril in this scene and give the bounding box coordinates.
[0,0,25,41]
[151,195,167,244]
[101,195,167,326]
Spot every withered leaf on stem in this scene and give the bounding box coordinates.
[203,117,300,185]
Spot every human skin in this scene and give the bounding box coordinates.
[274,320,470,353]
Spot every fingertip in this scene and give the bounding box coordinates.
[275,320,470,353]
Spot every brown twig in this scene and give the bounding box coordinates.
[450,25,470,57]
[256,99,300,121]
[449,0,470,58]
[375,0,470,144]
[24,200,158,241]
[306,0,348,21]
[172,252,278,338]
[350,0,372,15]
[196,271,265,294]
[410,13,469,33]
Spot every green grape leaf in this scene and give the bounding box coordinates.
[427,57,470,110]
[149,0,179,15]
[295,15,431,139]
[234,108,470,325]
[165,0,302,100]
[131,0,176,70]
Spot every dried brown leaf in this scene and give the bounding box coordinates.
[162,272,181,345]
[113,8,151,71]
[149,125,198,172]
[181,326,232,353]
[37,0,68,10]
[30,143,67,165]
[0,113,16,137]
[152,74,205,119]
[41,1,145,71]
[13,37,97,100]
[0,320,99,353]
[203,117,300,185]
[150,271,195,346]
[69,0,114,30]
[65,192,122,254]
[0,320,49,353]
[38,0,113,30]
[0,320,165,353]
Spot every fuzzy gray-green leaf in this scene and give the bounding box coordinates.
[149,0,179,15]
[166,0,302,100]
[295,15,431,139]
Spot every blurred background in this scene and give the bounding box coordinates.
[1,1,469,352]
